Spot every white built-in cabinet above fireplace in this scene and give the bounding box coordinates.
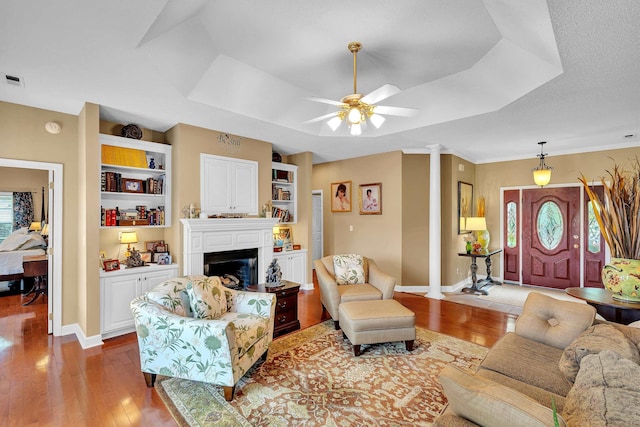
[200,154,258,216]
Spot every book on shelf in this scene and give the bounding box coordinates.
[271,206,292,223]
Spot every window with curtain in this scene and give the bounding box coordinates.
[0,193,13,243]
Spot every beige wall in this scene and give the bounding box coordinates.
[165,123,274,274]
[0,167,48,222]
[0,100,80,327]
[401,154,429,285]
[312,151,403,281]
[287,151,313,283]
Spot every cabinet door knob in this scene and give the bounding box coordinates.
[277,301,287,309]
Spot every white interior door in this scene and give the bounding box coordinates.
[311,190,323,265]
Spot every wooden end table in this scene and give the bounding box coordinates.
[247,280,300,337]
[565,287,640,325]
[22,254,48,306]
[457,249,502,295]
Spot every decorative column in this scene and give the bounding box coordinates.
[426,144,444,299]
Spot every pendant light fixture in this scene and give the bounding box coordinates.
[532,141,553,187]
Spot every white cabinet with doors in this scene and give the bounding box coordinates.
[273,249,307,285]
[100,263,179,338]
[201,154,258,216]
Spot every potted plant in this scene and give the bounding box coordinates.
[579,158,640,302]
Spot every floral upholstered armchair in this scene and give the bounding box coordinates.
[130,275,276,401]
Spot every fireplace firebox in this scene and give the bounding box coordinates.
[204,248,258,290]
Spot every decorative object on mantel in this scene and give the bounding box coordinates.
[532,141,553,187]
[580,158,640,302]
[265,258,282,288]
[272,152,282,162]
[121,123,143,139]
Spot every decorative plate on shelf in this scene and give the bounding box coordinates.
[121,124,142,139]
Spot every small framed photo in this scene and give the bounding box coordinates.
[331,181,352,212]
[140,252,152,263]
[284,242,294,251]
[359,183,382,215]
[153,252,169,263]
[157,253,172,265]
[155,243,168,253]
[145,240,164,252]
[122,178,144,193]
[103,259,120,272]
[276,226,292,244]
[99,251,107,268]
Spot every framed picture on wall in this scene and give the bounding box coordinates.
[359,183,382,215]
[458,181,473,234]
[331,181,352,212]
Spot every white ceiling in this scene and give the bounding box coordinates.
[1,0,638,164]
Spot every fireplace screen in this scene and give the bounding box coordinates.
[204,248,258,289]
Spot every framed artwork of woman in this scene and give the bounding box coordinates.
[359,183,381,215]
[331,181,352,212]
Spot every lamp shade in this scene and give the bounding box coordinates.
[41,223,49,236]
[465,217,487,231]
[120,231,138,245]
[533,168,552,186]
[29,221,42,232]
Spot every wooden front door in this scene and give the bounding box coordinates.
[522,187,581,289]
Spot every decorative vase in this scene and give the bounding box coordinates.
[601,258,640,303]
[477,229,490,250]
[465,241,472,254]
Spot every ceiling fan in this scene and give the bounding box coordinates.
[305,42,417,136]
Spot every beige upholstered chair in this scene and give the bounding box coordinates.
[314,255,396,329]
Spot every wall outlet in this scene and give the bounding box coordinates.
[456,268,460,275]
[349,225,354,231]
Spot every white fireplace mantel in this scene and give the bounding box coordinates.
[181,218,280,279]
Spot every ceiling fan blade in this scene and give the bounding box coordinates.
[303,112,340,124]
[360,84,401,105]
[374,105,418,117]
[306,96,346,107]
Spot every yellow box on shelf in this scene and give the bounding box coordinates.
[101,145,148,168]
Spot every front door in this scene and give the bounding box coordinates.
[522,187,581,289]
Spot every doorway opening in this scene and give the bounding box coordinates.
[0,158,63,335]
[311,190,324,266]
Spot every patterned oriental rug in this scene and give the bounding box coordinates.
[155,320,488,427]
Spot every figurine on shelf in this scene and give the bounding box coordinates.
[126,247,145,268]
[265,258,282,287]
[148,158,155,169]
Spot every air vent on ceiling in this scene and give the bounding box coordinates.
[3,73,25,87]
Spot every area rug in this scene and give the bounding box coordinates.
[155,320,488,427]
[478,284,584,306]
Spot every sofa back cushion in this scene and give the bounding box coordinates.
[559,323,640,384]
[186,276,227,319]
[562,350,640,426]
[515,292,595,350]
[146,277,192,317]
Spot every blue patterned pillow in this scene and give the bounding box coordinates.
[333,254,365,285]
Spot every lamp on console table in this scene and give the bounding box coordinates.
[465,217,489,252]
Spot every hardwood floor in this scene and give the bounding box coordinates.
[0,284,517,426]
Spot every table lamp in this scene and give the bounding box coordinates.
[29,221,42,233]
[120,231,138,259]
[465,217,489,251]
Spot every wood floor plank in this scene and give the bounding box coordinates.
[0,277,514,426]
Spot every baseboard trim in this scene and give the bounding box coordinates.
[300,282,314,291]
[394,278,471,294]
[61,323,104,349]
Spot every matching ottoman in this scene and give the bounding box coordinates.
[339,299,416,356]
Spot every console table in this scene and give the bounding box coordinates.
[247,280,300,337]
[458,249,502,295]
[565,287,640,325]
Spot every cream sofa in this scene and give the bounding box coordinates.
[435,292,640,426]
[314,255,396,329]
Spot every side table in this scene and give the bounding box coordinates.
[457,249,502,295]
[566,287,640,325]
[22,254,48,306]
[247,280,301,337]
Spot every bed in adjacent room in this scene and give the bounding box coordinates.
[0,228,47,282]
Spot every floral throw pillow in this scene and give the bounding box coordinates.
[186,276,227,319]
[333,254,366,285]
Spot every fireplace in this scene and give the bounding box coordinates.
[204,248,258,289]
[181,218,280,285]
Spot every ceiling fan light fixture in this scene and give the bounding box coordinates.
[348,106,361,124]
[327,116,342,131]
[350,123,362,136]
[369,113,385,129]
